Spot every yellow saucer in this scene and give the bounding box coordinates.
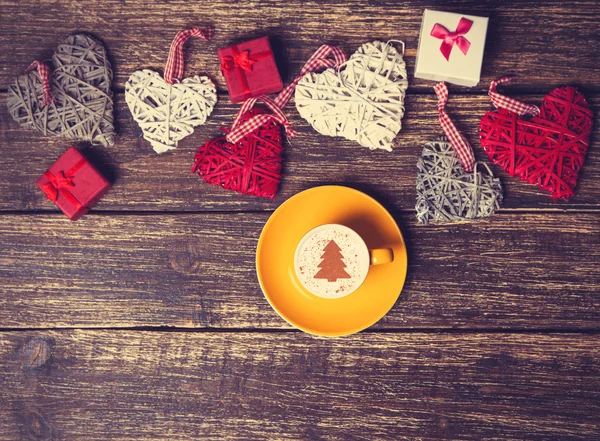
[256,186,408,336]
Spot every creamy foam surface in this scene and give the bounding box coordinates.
[294,225,370,299]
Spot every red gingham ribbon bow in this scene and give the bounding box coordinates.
[42,170,75,202]
[488,77,540,116]
[230,95,296,139]
[25,61,54,106]
[430,17,473,61]
[433,82,475,172]
[164,27,213,85]
[226,44,347,144]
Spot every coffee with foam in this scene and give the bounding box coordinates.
[294,224,370,299]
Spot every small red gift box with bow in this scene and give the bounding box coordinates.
[36,146,111,221]
[218,36,283,103]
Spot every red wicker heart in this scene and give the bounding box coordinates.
[192,108,283,199]
[479,86,593,200]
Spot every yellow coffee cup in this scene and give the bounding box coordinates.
[294,224,394,299]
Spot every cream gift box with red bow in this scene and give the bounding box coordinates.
[414,9,489,87]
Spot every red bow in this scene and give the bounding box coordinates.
[430,17,473,61]
[42,170,74,202]
[221,50,256,73]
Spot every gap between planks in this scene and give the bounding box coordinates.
[0,208,599,216]
[1,327,599,334]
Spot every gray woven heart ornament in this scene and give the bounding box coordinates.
[125,28,217,154]
[7,34,115,147]
[416,138,503,224]
[416,83,503,224]
[295,41,408,152]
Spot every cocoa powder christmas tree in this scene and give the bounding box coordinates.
[313,240,351,282]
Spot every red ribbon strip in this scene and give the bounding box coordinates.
[433,82,475,172]
[164,27,213,85]
[225,44,347,143]
[430,17,473,61]
[41,157,87,211]
[25,61,54,106]
[488,77,540,116]
[220,46,273,101]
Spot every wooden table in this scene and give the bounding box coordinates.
[1,1,599,439]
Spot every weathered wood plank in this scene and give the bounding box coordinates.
[1,331,599,440]
[0,212,598,329]
[1,93,599,211]
[1,0,599,92]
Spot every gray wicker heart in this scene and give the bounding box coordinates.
[295,41,408,152]
[416,138,503,224]
[125,69,217,154]
[7,34,115,147]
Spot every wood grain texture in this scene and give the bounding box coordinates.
[1,0,600,92]
[1,1,600,437]
[1,92,599,212]
[0,212,598,329]
[1,331,599,441]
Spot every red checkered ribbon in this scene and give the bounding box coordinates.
[434,82,475,172]
[164,27,213,84]
[488,77,540,116]
[229,95,296,139]
[25,61,54,106]
[226,44,347,143]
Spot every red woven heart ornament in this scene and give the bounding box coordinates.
[192,108,283,199]
[479,78,593,200]
[193,45,347,199]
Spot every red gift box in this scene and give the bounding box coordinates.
[218,36,283,103]
[36,147,111,221]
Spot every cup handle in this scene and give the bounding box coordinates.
[369,248,394,266]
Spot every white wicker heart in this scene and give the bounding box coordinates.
[125,69,217,154]
[295,41,408,152]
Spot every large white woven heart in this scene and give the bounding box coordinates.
[295,41,408,151]
[125,69,217,154]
